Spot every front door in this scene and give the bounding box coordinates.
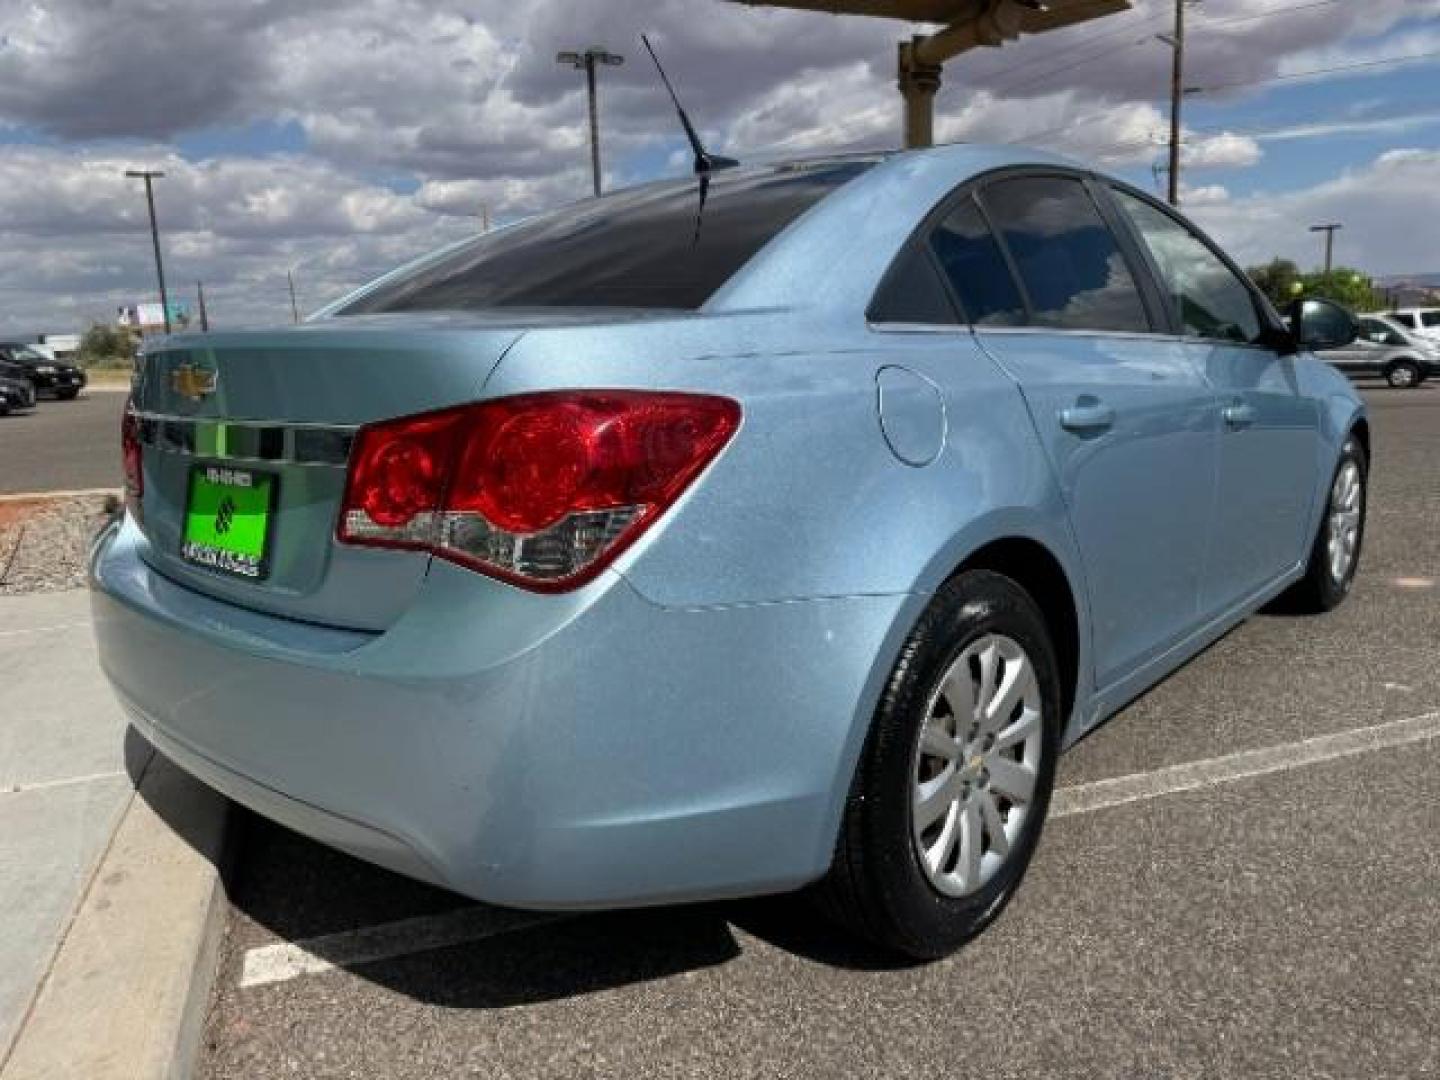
[1108,187,1318,614]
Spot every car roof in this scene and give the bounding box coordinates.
[709,142,1094,313]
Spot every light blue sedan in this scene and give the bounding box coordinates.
[92,145,1368,958]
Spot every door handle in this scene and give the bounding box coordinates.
[1059,402,1115,432]
[1222,403,1257,428]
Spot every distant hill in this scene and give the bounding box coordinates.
[1377,273,1440,306]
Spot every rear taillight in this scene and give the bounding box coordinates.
[121,397,143,517]
[338,391,741,591]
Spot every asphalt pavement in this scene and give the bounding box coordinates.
[0,390,126,495]
[191,382,1440,1080]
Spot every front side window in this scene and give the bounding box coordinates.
[1391,312,1418,329]
[1360,318,1405,346]
[980,176,1150,333]
[927,197,1026,327]
[1112,189,1262,345]
[336,162,875,314]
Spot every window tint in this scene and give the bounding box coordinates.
[1392,312,1417,329]
[337,162,874,314]
[926,197,1027,326]
[1422,311,1440,328]
[1112,189,1261,344]
[1360,318,1405,346]
[868,244,959,324]
[980,177,1150,333]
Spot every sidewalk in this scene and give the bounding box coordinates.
[0,590,133,1059]
[0,588,229,1078]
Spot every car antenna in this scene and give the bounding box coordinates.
[640,33,738,175]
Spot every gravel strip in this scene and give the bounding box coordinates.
[0,493,119,595]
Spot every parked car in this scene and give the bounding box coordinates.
[90,146,1368,959]
[0,343,87,399]
[1320,313,1440,387]
[0,371,37,415]
[1387,308,1440,342]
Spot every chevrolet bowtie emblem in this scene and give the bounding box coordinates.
[171,362,218,402]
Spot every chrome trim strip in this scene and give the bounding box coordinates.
[131,412,355,468]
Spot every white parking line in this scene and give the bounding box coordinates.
[1053,710,1440,818]
[237,709,1440,990]
[238,906,564,989]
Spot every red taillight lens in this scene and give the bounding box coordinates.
[338,391,740,590]
[121,397,143,513]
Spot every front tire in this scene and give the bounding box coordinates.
[55,388,80,401]
[816,570,1062,960]
[1283,436,1367,613]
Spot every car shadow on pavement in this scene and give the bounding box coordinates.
[126,725,916,1008]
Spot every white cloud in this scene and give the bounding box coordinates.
[1186,148,1440,276]
[0,0,1435,334]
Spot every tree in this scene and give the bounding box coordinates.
[77,323,138,369]
[1247,258,1302,308]
[1300,267,1382,313]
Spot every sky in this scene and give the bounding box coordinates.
[0,0,1437,334]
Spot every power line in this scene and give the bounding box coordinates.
[1189,49,1440,95]
[986,8,1167,91]
[988,0,1347,100]
[1192,0,1342,30]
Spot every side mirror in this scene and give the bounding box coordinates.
[1285,298,1360,351]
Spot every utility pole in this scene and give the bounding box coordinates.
[479,202,490,233]
[1310,223,1342,276]
[287,270,300,324]
[196,281,210,331]
[124,169,172,334]
[1161,0,1187,207]
[557,47,624,197]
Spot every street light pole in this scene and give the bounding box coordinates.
[1310,223,1343,276]
[287,269,301,324]
[124,169,172,334]
[557,47,624,197]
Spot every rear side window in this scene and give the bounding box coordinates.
[1112,189,1262,345]
[980,176,1151,333]
[1423,311,1440,328]
[928,198,1026,327]
[868,244,959,324]
[337,162,874,314]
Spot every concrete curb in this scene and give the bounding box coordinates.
[1,752,229,1080]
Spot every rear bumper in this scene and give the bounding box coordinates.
[90,515,914,908]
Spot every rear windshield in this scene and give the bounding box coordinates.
[337,161,875,315]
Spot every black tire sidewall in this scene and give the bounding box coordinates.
[861,570,1063,957]
[1312,437,1368,606]
[1387,361,1419,388]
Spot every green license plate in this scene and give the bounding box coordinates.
[181,465,277,580]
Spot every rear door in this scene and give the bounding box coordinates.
[938,172,1219,690]
[1107,186,1318,613]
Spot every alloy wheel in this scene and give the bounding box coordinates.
[1327,460,1363,585]
[911,634,1044,898]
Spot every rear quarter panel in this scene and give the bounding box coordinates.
[483,314,1085,612]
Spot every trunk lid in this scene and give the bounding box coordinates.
[131,313,544,631]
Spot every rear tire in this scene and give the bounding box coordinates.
[1385,360,1421,389]
[1282,435,1367,613]
[815,570,1062,960]
[55,388,79,401]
